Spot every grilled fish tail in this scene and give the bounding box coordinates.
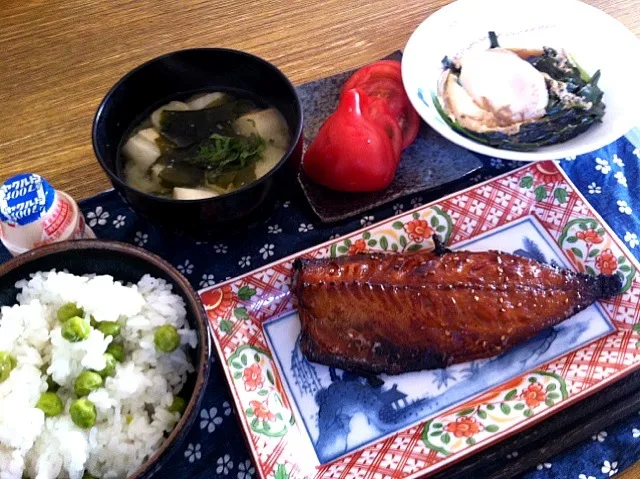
[593,273,623,299]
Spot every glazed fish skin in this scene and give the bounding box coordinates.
[293,246,622,376]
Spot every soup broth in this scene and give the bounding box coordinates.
[120,91,291,200]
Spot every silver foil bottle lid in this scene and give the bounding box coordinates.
[0,173,55,226]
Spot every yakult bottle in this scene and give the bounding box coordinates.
[0,173,95,256]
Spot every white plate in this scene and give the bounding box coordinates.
[401,0,640,161]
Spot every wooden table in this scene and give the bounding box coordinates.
[2,0,640,477]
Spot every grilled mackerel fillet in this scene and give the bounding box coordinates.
[292,239,621,375]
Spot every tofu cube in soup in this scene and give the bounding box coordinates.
[121,128,161,171]
[138,128,161,143]
[234,108,290,149]
[186,92,227,110]
[172,187,218,200]
[255,144,287,178]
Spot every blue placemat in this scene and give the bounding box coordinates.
[2,117,640,478]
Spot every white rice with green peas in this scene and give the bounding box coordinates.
[0,270,197,479]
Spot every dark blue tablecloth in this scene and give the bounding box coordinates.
[2,137,640,477]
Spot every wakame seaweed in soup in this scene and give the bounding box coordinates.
[120,91,291,200]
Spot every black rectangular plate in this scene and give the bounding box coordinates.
[296,51,482,223]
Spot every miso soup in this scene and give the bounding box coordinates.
[120,91,291,200]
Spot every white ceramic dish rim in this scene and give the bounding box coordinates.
[401,0,640,161]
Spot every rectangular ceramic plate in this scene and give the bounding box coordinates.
[199,161,640,479]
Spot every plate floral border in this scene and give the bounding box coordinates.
[200,161,640,479]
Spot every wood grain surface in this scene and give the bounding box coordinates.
[1,0,637,200]
[1,1,640,477]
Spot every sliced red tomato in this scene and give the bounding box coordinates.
[302,89,399,193]
[367,96,403,163]
[342,60,402,93]
[398,104,420,150]
[342,60,420,149]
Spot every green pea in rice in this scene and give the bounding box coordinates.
[0,271,197,479]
